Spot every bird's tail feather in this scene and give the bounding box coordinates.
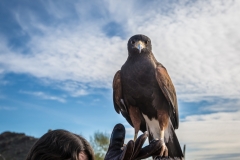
[165,122,184,159]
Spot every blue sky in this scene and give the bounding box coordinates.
[0,0,240,159]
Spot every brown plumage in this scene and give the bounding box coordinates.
[113,34,183,158]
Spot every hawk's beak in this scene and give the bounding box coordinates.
[134,41,145,53]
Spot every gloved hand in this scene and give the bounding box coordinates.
[104,123,164,160]
[154,156,182,160]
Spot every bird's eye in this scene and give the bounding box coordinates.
[145,40,149,44]
[131,40,135,44]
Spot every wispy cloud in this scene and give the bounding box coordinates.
[200,98,240,112]
[0,106,17,111]
[177,97,240,159]
[0,0,239,102]
[185,111,240,122]
[20,90,66,103]
[39,79,89,97]
[176,119,240,159]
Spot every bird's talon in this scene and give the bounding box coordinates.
[160,143,168,157]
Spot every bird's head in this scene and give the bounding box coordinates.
[127,34,152,55]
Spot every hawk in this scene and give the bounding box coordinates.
[113,34,183,158]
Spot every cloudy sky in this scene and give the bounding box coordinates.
[0,0,239,159]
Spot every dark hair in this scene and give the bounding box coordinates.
[26,129,94,160]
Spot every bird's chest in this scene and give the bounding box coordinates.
[121,58,157,95]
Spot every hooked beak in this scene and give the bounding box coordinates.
[134,41,145,53]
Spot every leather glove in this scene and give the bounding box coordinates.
[104,123,163,160]
[154,156,182,160]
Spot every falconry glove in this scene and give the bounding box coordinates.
[154,156,182,160]
[104,124,163,160]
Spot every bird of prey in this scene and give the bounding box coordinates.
[113,34,183,158]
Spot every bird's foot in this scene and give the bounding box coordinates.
[149,138,168,157]
[159,139,168,157]
[134,133,138,141]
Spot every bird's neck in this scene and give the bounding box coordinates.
[127,52,157,65]
[128,51,152,59]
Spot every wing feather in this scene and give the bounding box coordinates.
[113,70,135,127]
[155,63,179,129]
[113,70,123,113]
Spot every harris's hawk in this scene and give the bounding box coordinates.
[113,34,183,158]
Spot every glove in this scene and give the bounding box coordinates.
[104,123,163,160]
[154,156,182,160]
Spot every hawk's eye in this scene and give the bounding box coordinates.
[131,40,135,44]
[145,40,149,44]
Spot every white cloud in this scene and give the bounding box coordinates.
[137,0,240,102]
[177,98,240,159]
[54,81,89,97]
[20,90,66,103]
[185,111,240,122]
[176,119,240,159]
[200,99,240,112]
[0,0,239,101]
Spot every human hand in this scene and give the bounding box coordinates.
[104,123,163,160]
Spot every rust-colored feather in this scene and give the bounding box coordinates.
[113,70,122,113]
[155,64,179,129]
